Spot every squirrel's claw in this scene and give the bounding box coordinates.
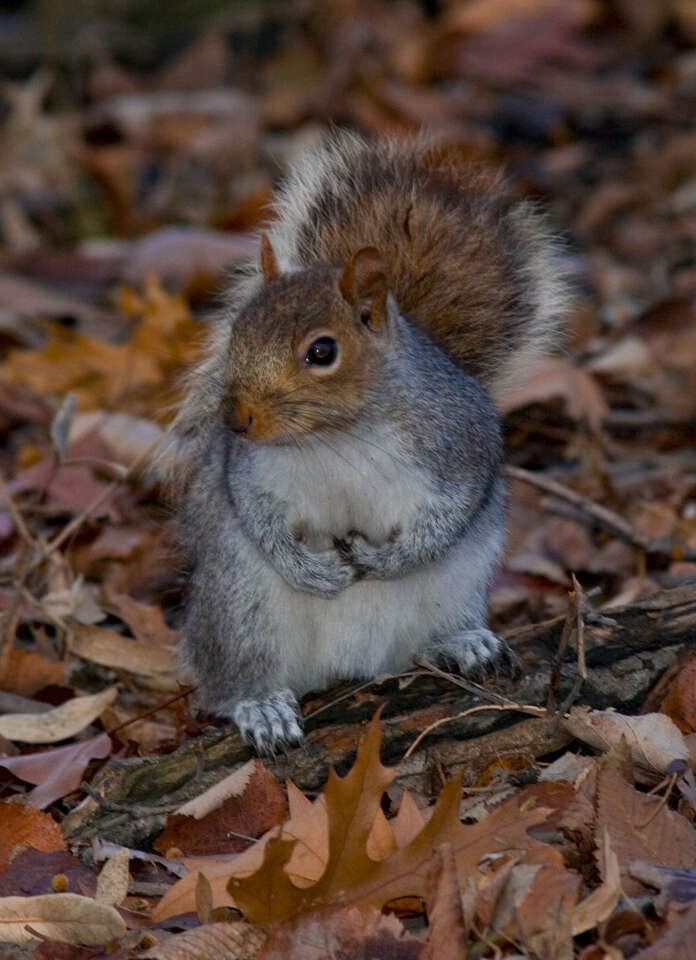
[232,689,304,755]
[424,627,504,678]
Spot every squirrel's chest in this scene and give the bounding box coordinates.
[247,427,430,547]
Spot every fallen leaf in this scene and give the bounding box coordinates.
[564,707,689,774]
[0,849,95,898]
[497,357,608,432]
[0,893,125,945]
[70,624,175,677]
[107,593,179,647]
[229,715,564,924]
[154,760,287,857]
[0,648,65,696]
[623,900,696,959]
[0,732,112,808]
[259,905,420,960]
[661,654,696,734]
[571,829,621,935]
[139,920,267,959]
[0,802,66,873]
[421,844,467,960]
[0,686,117,743]
[175,760,256,819]
[67,410,162,467]
[596,765,696,893]
[95,848,129,908]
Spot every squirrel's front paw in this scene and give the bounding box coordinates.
[232,688,303,754]
[302,548,356,597]
[334,530,383,578]
[424,628,507,677]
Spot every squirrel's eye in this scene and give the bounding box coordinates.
[304,336,338,367]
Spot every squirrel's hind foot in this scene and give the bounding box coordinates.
[231,688,304,755]
[424,627,511,680]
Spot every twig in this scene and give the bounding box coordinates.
[402,703,546,762]
[0,470,35,548]
[506,465,696,562]
[106,685,196,737]
[546,574,587,734]
[636,772,678,829]
[412,656,512,705]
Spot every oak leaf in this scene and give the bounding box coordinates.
[229,714,561,924]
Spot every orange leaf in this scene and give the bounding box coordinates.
[0,802,65,874]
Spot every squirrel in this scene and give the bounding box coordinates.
[168,131,568,753]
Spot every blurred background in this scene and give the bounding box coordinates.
[1,0,696,641]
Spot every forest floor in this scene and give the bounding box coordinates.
[1,1,696,957]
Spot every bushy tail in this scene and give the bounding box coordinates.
[268,131,570,399]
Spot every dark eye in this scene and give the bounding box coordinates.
[304,336,338,367]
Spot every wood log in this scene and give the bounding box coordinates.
[68,581,696,847]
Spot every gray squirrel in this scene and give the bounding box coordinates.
[168,132,568,752]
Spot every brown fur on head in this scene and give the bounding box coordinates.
[220,241,391,443]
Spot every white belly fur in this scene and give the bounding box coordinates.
[235,425,499,693]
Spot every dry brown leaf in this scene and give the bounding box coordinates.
[229,715,560,924]
[571,829,621,936]
[152,793,325,923]
[154,761,287,857]
[70,624,175,677]
[195,872,213,925]
[390,790,426,848]
[259,905,420,960]
[660,653,696,734]
[624,900,696,960]
[564,707,688,774]
[0,802,66,873]
[0,275,200,416]
[597,764,696,893]
[497,356,608,432]
[139,921,266,960]
[0,648,64,696]
[95,848,129,908]
[365,806,396,861]
[421,844,466,960]
[490,835,580,941]
[0,686,117,743]
[106,592,179,647]
[0,732,112,809]
[0,893,125,945]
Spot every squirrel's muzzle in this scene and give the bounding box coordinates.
[226,401,255,435]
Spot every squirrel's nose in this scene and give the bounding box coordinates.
[229,402,254,435]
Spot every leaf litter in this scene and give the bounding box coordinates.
[2,1,696,956]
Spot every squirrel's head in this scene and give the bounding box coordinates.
[221,235,394,443]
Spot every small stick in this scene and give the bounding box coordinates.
[413,656,511,705]
[106,685,196,737]
[0,471,35,547]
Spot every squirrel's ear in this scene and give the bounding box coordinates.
[260,233,280,282]
[339,247,388,330]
